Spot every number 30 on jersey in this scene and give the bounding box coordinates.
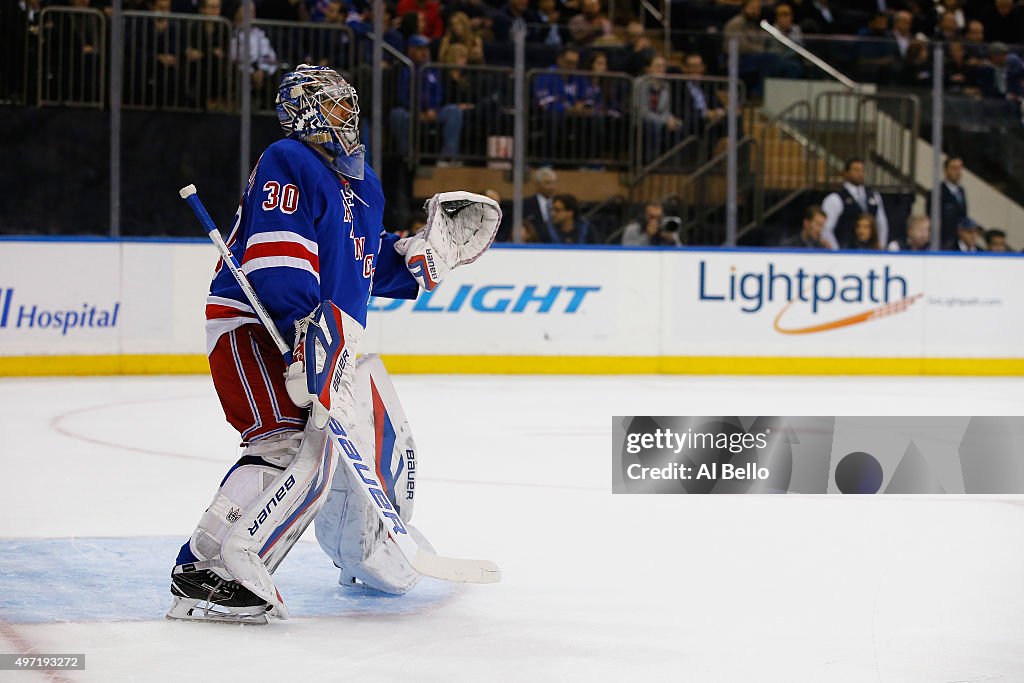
[262,181,299,214]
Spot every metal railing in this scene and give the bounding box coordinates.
[409,64,515,166]
[346,40,414,160]
[755,100,826,227]
[526,68,635,170]
[4,17,985,248]
[811,91,919,194]
[37,7,107,108]
[248,20,355,112]
[759,20,856,89]
[633,74,736,175]
[661,137,761,245]
[122,11,235,112]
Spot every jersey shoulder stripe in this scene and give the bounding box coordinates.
[246,230,319,255]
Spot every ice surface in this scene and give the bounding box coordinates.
[1,374,1022,682]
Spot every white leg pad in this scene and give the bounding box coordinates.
[315,354,422,595]
[220,419,338,618]
[188,433,303,563]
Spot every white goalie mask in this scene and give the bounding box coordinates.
[276,64,365,180]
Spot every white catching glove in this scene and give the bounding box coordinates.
[394,191,502,291]
[284,300,364,430]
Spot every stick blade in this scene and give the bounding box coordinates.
[412,550,502,584]
[179,184,197,199]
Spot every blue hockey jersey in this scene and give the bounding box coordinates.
[205,138,418,354]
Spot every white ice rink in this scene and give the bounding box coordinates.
[1,373,1023,682]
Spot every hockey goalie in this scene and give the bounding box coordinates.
[168,64,500,624]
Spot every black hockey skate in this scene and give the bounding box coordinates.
[166,564,273,625]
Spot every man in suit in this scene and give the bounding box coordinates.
[937,156,969,247]
[522,167,558,240]
[680,53,726,139]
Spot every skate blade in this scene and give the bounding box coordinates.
[165,596,270,625]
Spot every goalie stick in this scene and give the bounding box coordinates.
[179,183,500,585]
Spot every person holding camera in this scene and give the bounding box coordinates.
[621,202,681,247]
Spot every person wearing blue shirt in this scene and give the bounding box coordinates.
[389,34,464,163]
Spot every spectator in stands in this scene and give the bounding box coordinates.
[467,29,486,65]
[723,0,766,54]
[533,47,582,158]
[767,2,805,77]
[984,228,1010,251]
[568,0,614,47]
[856,13,901,84]
[897,40,934,87]
[390,34,464,163]
[439,11,480,63]
[316,0,357,68]
[976,42,1024,102]
[821,158,891,250]
[306,0,330,23]
[935,12,961,42]
[443,42,475,95]
[936,0,965,31]
[681,53,726,138]
[444,0,495,39]
[397,11,426,49]
[963,20,987,64]
[847,214,882,250]
[621,20,654,76]
[186,0,230,110]
[544,194,590,244]
[523,167,558,238]
[584,51,625,115]
[724,0,772,97]
[936,156,969,246]
[571,51,624,158]
[534,47,581,113]
[891,11,914,61]
[142,0,182,106]
[59,0,102,102]
[230,0,277,96]
[945,41,976,92]
[494,0,539,42]
[348,3,404,64]
[323,0,345,25]
[946,217,985,251]
[640,54,684,165]
[981,0,1024,46]
[888,214,932,251]
[397,0,442,40]
[781,205,830,248]
[536,0,567,47]
[442,42,481,139]
[621,202,681,246]
[769,4,803,46]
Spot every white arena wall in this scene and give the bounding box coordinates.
[1,238,1022,376]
